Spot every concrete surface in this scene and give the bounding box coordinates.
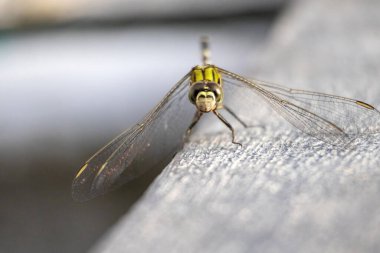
[92,0,380,252]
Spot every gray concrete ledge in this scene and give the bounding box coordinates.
[92,0,380,252]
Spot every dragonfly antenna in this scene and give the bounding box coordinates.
[201,36,211,65]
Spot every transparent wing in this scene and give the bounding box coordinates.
[72,72,196,201]
[219,67,380,146]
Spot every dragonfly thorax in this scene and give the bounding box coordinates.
[189,65,224,112]
[190,65,222,84]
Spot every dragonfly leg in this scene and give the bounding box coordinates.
[213,110,242,147]
[185,111,203,141]
[223,105,248,128]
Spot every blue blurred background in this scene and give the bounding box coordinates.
[0,0,284,252]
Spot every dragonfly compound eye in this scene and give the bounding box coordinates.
[209,83,223,103]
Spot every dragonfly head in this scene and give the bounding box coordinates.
[189,65,224,112]
[189,82,223,112]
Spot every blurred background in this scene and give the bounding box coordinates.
[0,0,285,252]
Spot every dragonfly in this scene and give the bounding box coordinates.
[72,37,380,201]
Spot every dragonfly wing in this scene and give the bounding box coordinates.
[219,67,380,146]
[252,80,380,135]
[72,72,195,201]
[221,76,271,128]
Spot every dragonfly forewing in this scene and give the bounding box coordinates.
[72,73,195,201]
[219,67,380,146]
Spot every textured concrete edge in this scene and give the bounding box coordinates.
[91,0,380,252]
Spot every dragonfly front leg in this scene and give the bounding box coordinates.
[213,110,242,147]
[184,111,203,142]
